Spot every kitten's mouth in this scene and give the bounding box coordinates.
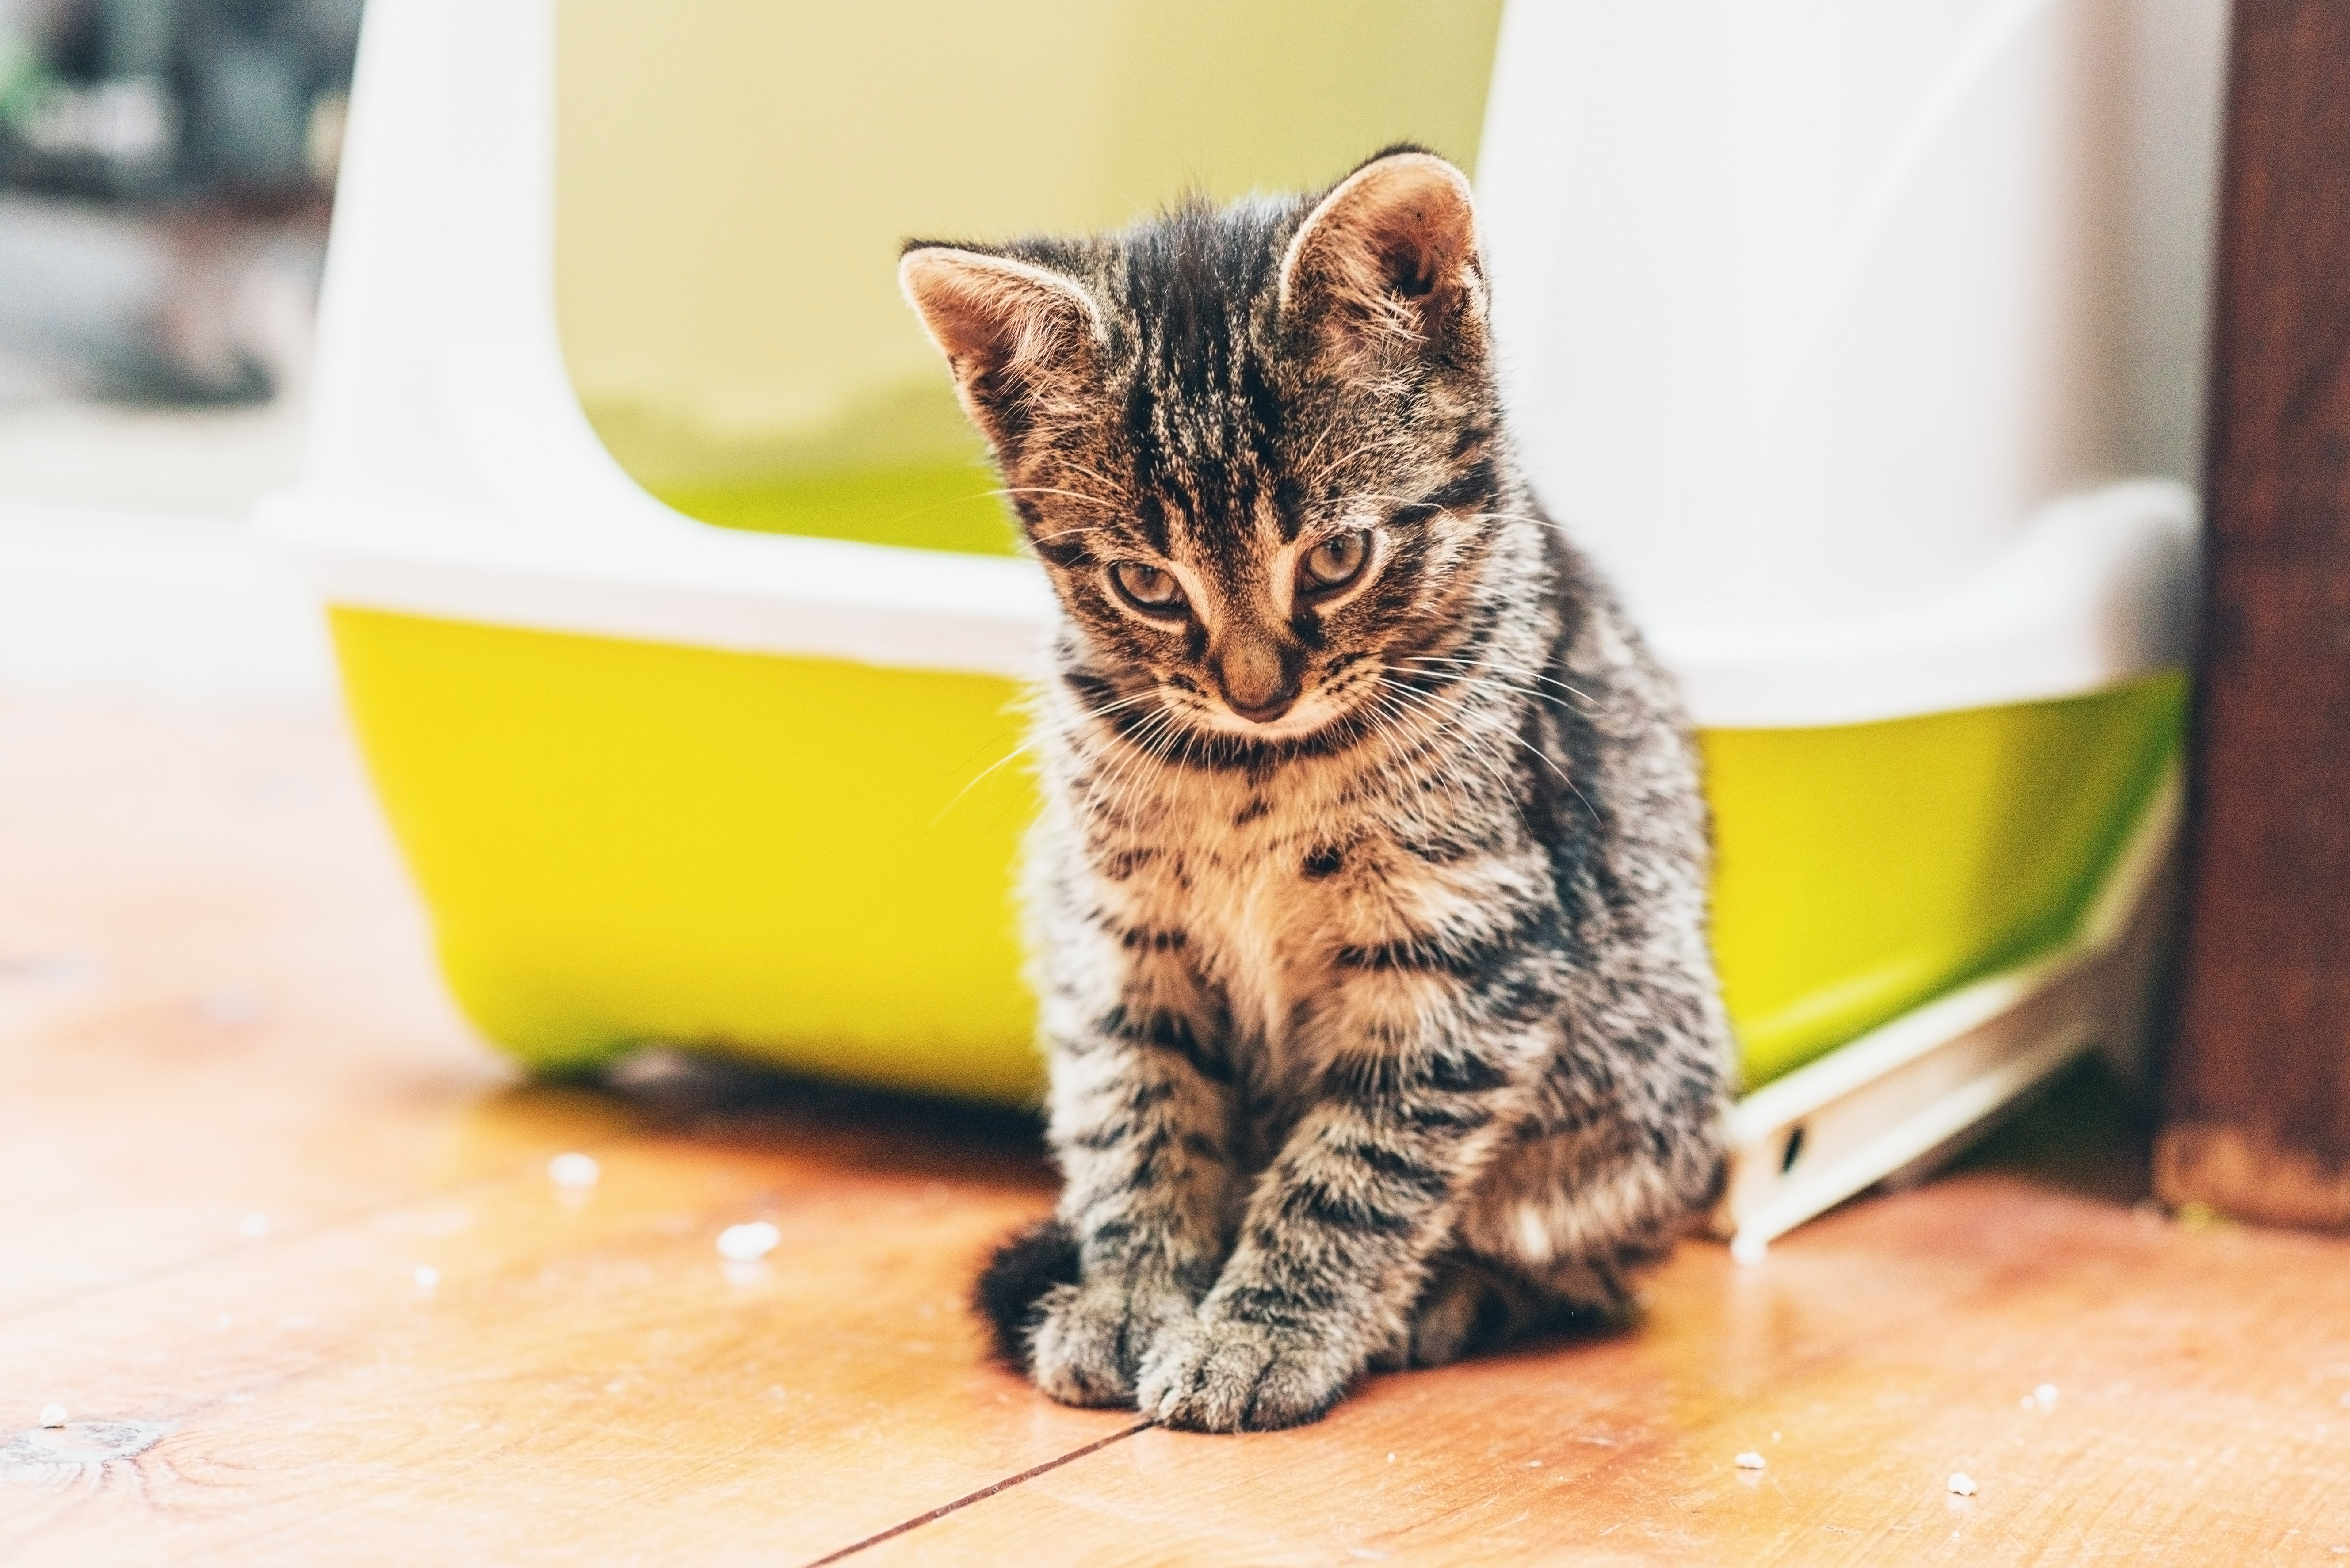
[1088,674,1372,754]
[1200,699,1337,740]
[1189,675,1369,743]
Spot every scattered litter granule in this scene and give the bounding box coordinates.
[239,1213,271,1238]
[548,1152,601,1190]
[1947,1472,1978,1497]
[196,988,258,1025]
[1735,1451,1766,1471]
[2032,1383,2058,1411]
[412,1264,440,1291]
[717,1221,781,1262]
[38,1404,65,1428]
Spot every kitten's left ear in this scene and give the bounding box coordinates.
[899,245,1105,458]
[1279,147,1487,363]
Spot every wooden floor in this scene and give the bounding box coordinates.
[4,697,2349,1566]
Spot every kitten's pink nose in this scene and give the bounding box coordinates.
[1214,645,1300,724]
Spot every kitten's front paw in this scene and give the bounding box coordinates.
[1027,1281,1192,1409]
[1135,1312,1349,1432]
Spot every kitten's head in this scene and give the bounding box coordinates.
[901,148,1511,755]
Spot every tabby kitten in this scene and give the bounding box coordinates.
[900,147,1733,1433]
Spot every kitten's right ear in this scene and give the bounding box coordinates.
[899,245,1104,455]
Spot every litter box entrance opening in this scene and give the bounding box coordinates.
[551,0,1506,552]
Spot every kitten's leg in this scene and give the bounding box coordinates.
[1023,885,1239,1408]
[1367,1254,1550,1371]
[1440,1081,1727,1357]
[1376,1151,1693,1373]
[1135,940,1552,1431]
[1133,1067,1519,1429]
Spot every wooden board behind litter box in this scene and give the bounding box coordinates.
[2161,0,2350,1229]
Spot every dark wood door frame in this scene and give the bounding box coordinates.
[2158,0,2350,1228]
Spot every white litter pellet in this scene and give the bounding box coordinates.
[412,1263,440,1291]
[1730,1232,1768,1266]
[548,1152,601,1190]
[38,1404,66,1428]
[717,1221,780,1262]
[239,1213,271,1238]
[196,988,258,1025]
[1735,1451,1766,1470]
[1948,1472,1978,1497]
[2032,1383,2059,1410]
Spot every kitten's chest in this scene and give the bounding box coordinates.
[1123,776,1400,1072]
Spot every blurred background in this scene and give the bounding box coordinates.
[0,0,355,708]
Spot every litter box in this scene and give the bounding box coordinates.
[264,0,2220,1247]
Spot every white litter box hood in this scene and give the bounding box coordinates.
[264,0,2217,729]
[1474,0,2223,725]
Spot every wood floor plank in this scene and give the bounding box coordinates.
[0,700,614,1315]
[0,1085,1127,1565]
[0,992,646,1319]
[0,699,1123,1563]
[853,1179,2350,1567]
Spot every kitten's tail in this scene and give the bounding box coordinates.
[972,1216,1080,1369]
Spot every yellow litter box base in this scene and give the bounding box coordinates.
[1706,673,2183,1081]
[329,608,1039,1100]
[329,608,2182,1100]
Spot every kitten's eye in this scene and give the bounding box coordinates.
[1110,561,1186,613]
[1300,531,1370,593]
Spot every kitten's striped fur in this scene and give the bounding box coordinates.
[901,148,1732,1432]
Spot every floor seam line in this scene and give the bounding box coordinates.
[798,1419,1155,1566]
